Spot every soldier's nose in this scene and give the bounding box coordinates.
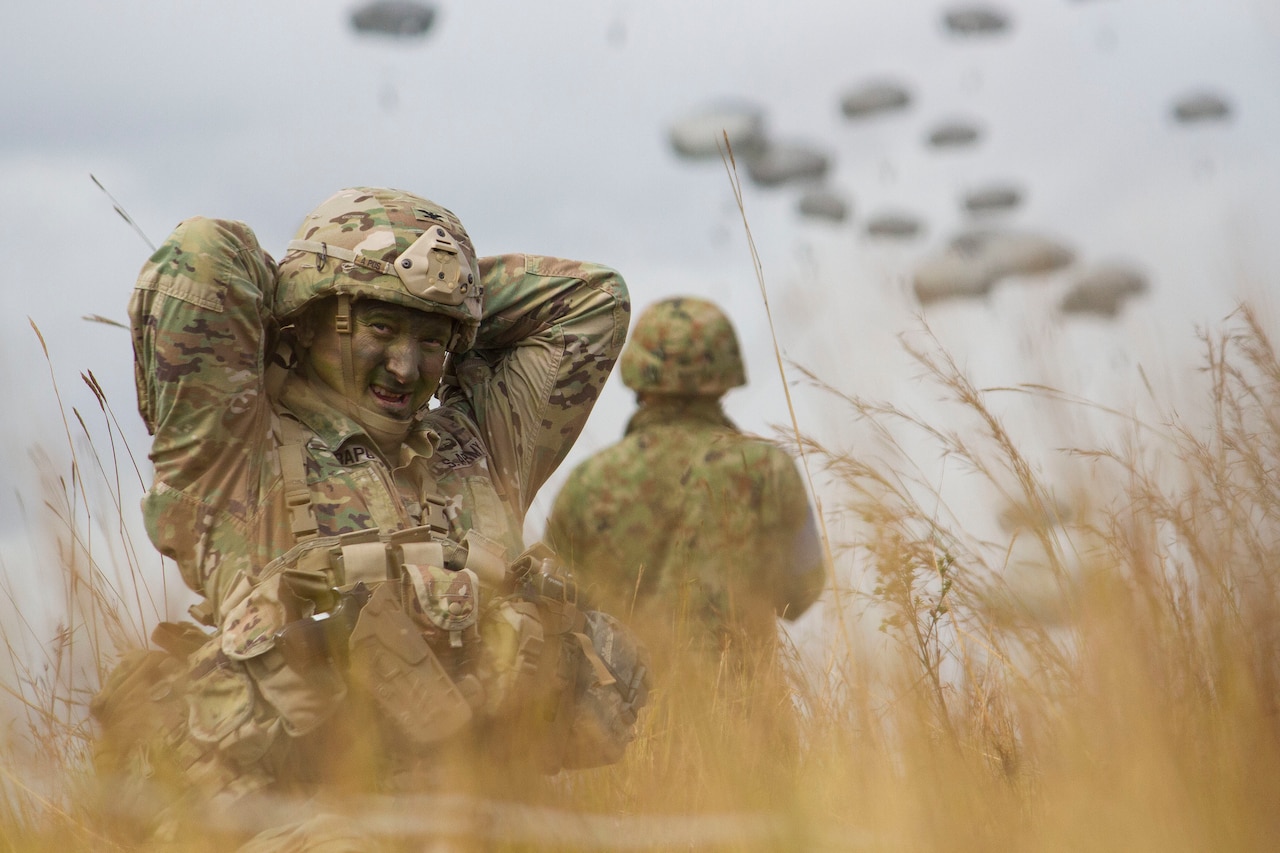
[385,340,420,385]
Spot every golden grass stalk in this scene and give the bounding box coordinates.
[3,293,1279,850]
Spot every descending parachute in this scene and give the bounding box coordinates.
[926,120,983,148]
[986,495,1091,626]
[912,228,1073,305]
[349,0,437,37]
[942,5,1011,36]
[840,81,913,119]
[745,141,831,187]
[1059,265,1148,318]
[668,101,767,160]
[797,189,849,223]
[950,229,1073,277]
[913,252,997,304]
[962,184,1023,215]
[865,213,924,240]
[1171,92,1232,124]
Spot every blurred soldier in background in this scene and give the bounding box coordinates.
[91,187,646,849]
[546,296,826,673]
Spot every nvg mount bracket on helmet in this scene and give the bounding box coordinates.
[287,222,476,309]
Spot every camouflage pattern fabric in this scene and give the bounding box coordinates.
[130,217,628,621]
[274,187,483,351]
[545,396,825,657]
[618,296,747,396]
[115,212,628,839]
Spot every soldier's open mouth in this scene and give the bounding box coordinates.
[370,385,410,410]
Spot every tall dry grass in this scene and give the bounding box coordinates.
[0,323,167,852]
[4,303,1280,850]
[550,305,1280,852]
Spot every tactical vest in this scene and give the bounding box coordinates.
[91,415,650,837]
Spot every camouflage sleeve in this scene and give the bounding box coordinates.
[129,217,280,598]
[439,254,629,515]
[771,451,826,621]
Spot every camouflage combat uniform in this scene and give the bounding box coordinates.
[545,298,824,659]
[104,191,630,841]
[132,219,627,621]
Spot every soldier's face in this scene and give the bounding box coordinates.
[301,299,452,419]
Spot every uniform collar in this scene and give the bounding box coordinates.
[624,396,735,435]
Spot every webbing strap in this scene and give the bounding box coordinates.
[264,340,294,400]
[572,632,617,687]
[341,541,391,586]
[288,239,396,275]
[277,415,319,542]
[401,540,445,570]
[336,293,358,402]
[460,528,508,589]
[421,497,450,535]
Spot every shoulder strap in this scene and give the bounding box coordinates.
[276,413,319,543]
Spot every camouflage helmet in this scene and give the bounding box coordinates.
[274,187,483,351]
[619,297,747,395]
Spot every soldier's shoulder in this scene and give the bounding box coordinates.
[421,405,473,437]
[693,430,803,481]
[568,437,643,481]
[420,406,488,470]
[702,428,791,460]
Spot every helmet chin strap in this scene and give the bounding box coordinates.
[336,294,358,398]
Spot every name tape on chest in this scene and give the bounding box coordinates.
[336,444,382,467]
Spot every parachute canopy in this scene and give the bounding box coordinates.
[1171,92,1232,124]
[943,6,1011,36]
[913,252,997,304]
[668,101,767,160]
[962,184,1023,215]
[745,142,831,187]
[950,229,1074,278]
[1059,265,1148,318]
[927,120,983,148]
[841,81,913,119]
[865,213,924,240]
[797,189,849,223]
[913,228,1074,305]
[349,0,437,37]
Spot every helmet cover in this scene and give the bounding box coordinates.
[274,187,483,351]
[619,297,747,395]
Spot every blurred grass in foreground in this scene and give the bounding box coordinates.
[3,307,1279,851]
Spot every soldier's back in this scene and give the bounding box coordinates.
[549,398,806,648]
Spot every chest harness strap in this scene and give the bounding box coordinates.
[276,414,320,543]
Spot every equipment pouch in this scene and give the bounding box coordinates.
[402,563,479,647]
[185,638,281,768]
[347,582,474,747]
[477,596,546,719]
[186,639,255,746]
[244,646,347,739]
[559,610,651,770]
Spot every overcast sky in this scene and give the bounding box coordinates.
[2,0,1279,636]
